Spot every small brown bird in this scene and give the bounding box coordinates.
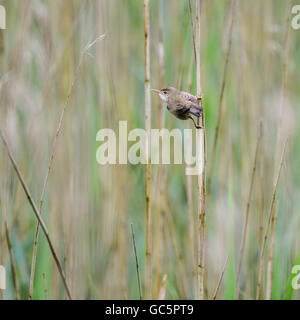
[152,87,203,128]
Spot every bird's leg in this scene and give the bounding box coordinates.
[194,95,203,129]
[189,116,203,129]
[196,95,203,104]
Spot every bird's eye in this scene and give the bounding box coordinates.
[163,91,167,94]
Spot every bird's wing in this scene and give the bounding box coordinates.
[176,96,200,109]
[180,91,198,104]
[175,104,190,116]
[173,97,191,115]
[176,96,203,118]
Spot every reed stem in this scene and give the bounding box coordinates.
[266,0,291,300]
[207,0,235,194]
[235,122,263,299]
[144,0,152,299]
[195,0,206,300]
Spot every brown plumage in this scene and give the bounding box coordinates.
[152,87,203,128]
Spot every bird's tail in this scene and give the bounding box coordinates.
[189,106,203,118]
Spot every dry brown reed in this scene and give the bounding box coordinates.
[195,0,206,300]
[144,0,152,299]
[152,0,166,297]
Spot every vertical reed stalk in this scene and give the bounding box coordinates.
[235,122,263,299]
[266,203,276,299]
[165,194,188,298]
[195,0,206,300]
[187,9,197,293]
[187,53,197,298]
[256,141,287,299]
[188,0,197,65]
[207,0,235,194]
[144,0,152,299]
[266,0,291,300]
[153,0,166,296]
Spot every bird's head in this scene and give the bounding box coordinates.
[152,87,178,102]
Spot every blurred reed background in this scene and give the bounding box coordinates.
[0,0,300,300]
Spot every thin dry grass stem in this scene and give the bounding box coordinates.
[0,130,72,300]
[130,223,143,300]
[188,0,197,64]
[165,195,188,298]
[42,273,48,300]
[266,0,291,300]
[266,202,276,299]
[28,34,105,300]
[153,1,166,293]
[212,255,229,300]
[195,0,206,300]
[187,55,197,298]
[153,0,166,296]
[256,140,288,299]
[207,0,235,194]
[144,0,152,299]
[4,221,20,300]
[187,181,196,292]
[235,122,263,299]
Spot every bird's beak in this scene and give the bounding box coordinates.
[151,89,160,94]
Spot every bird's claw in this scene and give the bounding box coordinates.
[196,95,203,102]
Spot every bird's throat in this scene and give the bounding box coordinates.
[159,93,167,102]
